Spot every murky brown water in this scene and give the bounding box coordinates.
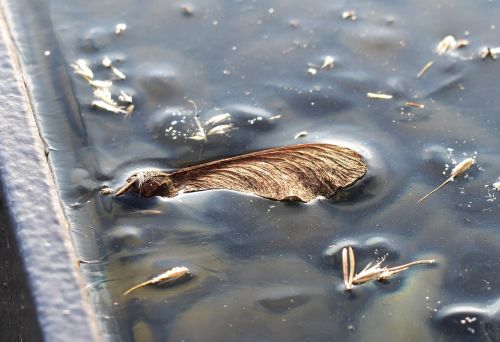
[4,0,500,340]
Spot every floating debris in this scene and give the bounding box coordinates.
[367,92,393,100]
[118,91,133,103]
[187,99,207,141]
[480,47,500,60]
[207,124,234,136]
[93,88,116,105]
[294,131,308,139]
[417,60,434,78]
[123,266,191,296]
[102,56,126,80]
[435,35,469,55]
[418,157,475,204]
[115,23,127,35]
[181,4,194,16]
[187,133,206,141]
[341,10,357,20]
[342,246,435,290]
[114,144,367,202]
[129,209,163,216]
[307,67,318,75]
[205,113,231,126]
[72,55,134,116]
[404,101,425,109]
[89,79,113,88]
[71,59,94,80]
[92,100,128,114]
[99,187,114,196]
[493,181,500,191]
[321,56,335,69]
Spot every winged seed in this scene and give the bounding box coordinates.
[114,143,367,202]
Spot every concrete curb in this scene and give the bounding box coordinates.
[0,5,99,341]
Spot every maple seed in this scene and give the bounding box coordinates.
[115,144,367,202]
[418,157,475,204]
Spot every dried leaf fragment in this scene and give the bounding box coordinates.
[418,157,475,203]
[115,143,367,202]
[123,266,191,295]
[367,92,393,100]
[341,247,435,290]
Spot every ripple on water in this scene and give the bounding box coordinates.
[433,300,500,340]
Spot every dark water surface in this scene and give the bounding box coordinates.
[4,0,500,340]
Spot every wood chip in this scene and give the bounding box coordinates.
[115,144,367,202]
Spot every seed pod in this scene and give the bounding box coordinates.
[115,143,367,202]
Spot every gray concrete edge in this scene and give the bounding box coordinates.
[0,5,100,342]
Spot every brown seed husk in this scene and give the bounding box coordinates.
[115,143,367,202]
